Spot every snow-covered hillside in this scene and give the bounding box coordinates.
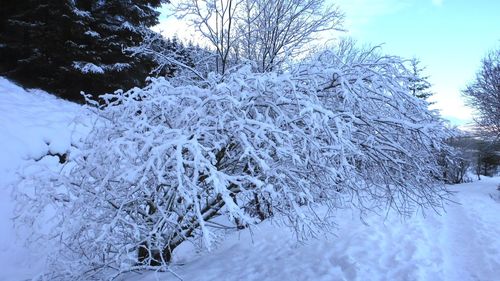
[0,77,499,281]
[0,77,83,281]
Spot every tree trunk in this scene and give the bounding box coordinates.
[138,241,175,266]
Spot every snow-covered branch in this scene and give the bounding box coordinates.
[15,44,451,280]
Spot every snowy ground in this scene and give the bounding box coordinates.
[141,177,499,281]
[0,77,499,281]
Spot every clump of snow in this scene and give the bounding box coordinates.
[84,30,100,38]
[72,61,131,74]
[72,61,105,74]
[110,62,131,71]
[73,8,91,18]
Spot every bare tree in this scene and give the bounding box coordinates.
[175,0,240,74]
[174,0,343,74]
[237,0,343,72]
[463,48,500,137]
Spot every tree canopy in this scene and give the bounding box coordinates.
[463,48,500,137]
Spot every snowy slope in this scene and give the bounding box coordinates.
[0,77,84,281]
[0,77,499,281]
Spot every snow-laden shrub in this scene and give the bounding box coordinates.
[15,47,451,280]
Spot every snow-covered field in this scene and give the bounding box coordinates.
[0,77,499,281]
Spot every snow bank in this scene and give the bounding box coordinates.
[0,77,84,281]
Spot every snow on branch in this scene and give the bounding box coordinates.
[72,61,131,74]
[15,44,452,280]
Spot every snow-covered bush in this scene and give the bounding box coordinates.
[15,46,452,280]
[438,133,474,184]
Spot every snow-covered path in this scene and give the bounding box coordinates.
[441,179,500,281]
[0,77,499,281]
[132,176,497,281]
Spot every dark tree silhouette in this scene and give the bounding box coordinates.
[0,0,169,101]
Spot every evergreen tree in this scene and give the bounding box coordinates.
[408,58,433,101]
[0,1,76,95]
[0,0,169,101]
[147,35,195,77]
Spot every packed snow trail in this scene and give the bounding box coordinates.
[0,77,499,281]
[441,178,500,281]
[135,178,499,281]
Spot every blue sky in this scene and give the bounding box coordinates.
[156,0,500,125]
[333,0,500,125]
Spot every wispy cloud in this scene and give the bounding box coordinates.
[431,0,444,6]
